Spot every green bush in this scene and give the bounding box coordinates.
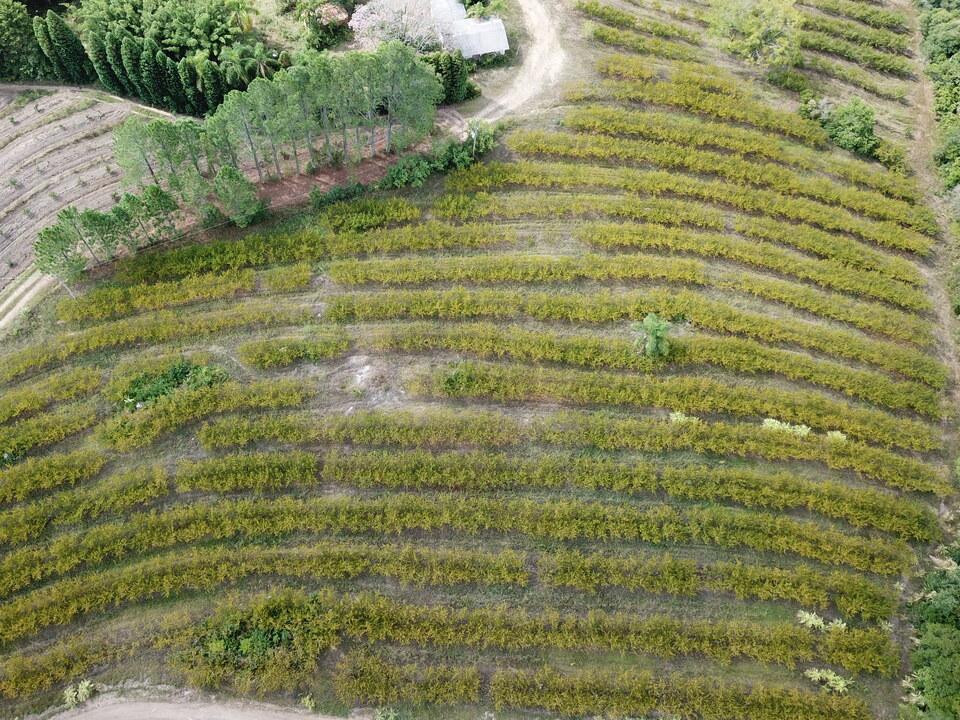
[310,181,365,210]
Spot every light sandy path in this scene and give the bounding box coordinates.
[0,268,53,334]
[54,698,346,720]
[474,0,569,120]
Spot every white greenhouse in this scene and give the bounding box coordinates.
[431,0,510,57]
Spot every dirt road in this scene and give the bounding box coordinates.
[54,698,348,720]
[474,0,569,120]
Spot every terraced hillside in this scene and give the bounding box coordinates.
[0,0,953,719]
[0,88,156,293]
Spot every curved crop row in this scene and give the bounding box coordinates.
[0,493,912,600]
[370,322,941,415]
[447,160,933,255]
[0,542,527,646]
[326,287,945,387]
[587,24,698,61]
[0,403,98,463]
[424,360,938,451]
[591,55,828,144]
[562,104,919,201]
[798,30,913,76]
[244,446,934,540]
[540,549,895,619]
[579,222,928,311]
[0,303,311,385]
[113,222,517,284]
[97,379,312,452]
[447,164,923,284]
[489,665,869,720]
[803,0,906,30]
[236,335,351,369]
[508,129,933,233]
[56,270,257,324]
[0,468,168,547]
[799,11,909,52]
[195,408,948,495]
[576,0,700,42]
[0,450,106,504]
[0,368,102,425]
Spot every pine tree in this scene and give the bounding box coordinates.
[139,38,167,106]
[45,10,93,84]
[162,52,189,113]
[120,35,146,99]
[200,59,225,113]
[105,31,136,96]
[32,14,67,82]
[448,50,470,102]
[177,58,207,116]
[213,165,267,227]
[86,32,123,94]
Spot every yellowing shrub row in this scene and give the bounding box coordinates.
[334,653,480,708]
[587,24,698,61]
[0,491,911,600]
[56,270,256,323]
[562,104,919,201]
[330,251,708,287]
[195,407,947,495]
[508,129,934,234]
[490,666,870,720]
[98,379,312,451]
[371,321,941,415]
[434,189,727,229]
[0,450,105,504]
[0,367,102,425]
[236,335,350,369]
[114,222,516,284]
[0,402,98,463]
[805,0,906,30]
[576,0,700,42]
[449,159,933,255]
[541,549,896,620]
[259,262,312,292]
[0,541,527,645]
[326,287,945,387]
[798,29,912,76]
[799,11,909,52]
[321,448,937,540]
[0,467,169,547]
[425,360,938,452]
[0,303,310,384]
[579,222,928,311]
[591,55,829,144]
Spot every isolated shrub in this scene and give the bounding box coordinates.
[631,313,672,357]
[823,97,881,155]
[707,0,802,68]
[214,166,269,227]
[310,182,365,210]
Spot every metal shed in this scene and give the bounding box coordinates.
[431,0,510,57]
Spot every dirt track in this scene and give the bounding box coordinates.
[54,698,347,720]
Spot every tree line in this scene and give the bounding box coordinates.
[33,42,442,290]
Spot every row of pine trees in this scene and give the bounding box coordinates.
[32,10,230,115]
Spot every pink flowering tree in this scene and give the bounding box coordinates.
[348,0,440,52]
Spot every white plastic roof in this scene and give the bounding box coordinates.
[430,0,510,57]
